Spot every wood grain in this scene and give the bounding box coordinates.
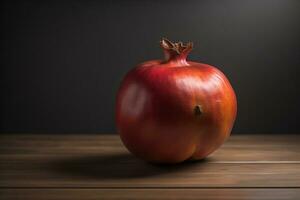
[0,134,299,199]
[1,189,300,200]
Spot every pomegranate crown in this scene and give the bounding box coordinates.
[160,38,193,62]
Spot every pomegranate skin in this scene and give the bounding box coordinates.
[115,39,237,163]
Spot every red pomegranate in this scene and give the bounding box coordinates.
[116,38,237,163]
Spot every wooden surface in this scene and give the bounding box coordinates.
[0,134,300,199]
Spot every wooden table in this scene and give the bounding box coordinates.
[0,134,300,199]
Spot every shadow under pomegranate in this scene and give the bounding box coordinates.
[50,153,211,180]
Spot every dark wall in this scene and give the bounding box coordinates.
[1,0,300,134]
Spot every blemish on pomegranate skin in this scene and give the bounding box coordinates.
[194,105,203,116]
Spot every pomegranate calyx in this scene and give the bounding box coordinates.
[160,38,193,63]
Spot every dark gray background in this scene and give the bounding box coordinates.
[1,0,300,134]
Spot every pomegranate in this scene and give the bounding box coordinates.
[116,38,237,163]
